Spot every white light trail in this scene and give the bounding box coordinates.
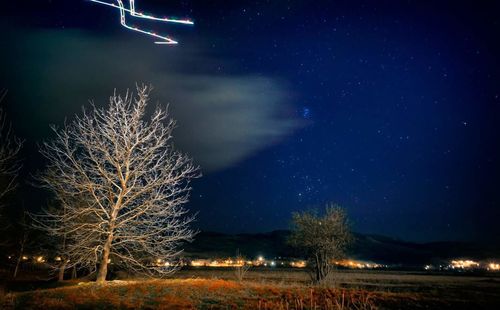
[89,0,193,45]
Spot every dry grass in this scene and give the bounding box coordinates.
[4,269,500,309]
[176,268,500,292]
[10,279,379,309]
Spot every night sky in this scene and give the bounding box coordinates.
[1,1,499,243]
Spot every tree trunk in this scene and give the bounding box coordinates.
[96,190,121,284]
[96,244,110,283]
[13,237,25,279]
[71,266,77,279]
[313,253,321,283]
[312,251,331,285]
[96,232,113,284]
[13,255,22,279]
[58,260,68,282]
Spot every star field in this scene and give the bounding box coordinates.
[1,0,499,242]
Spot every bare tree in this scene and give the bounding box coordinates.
[0,91,23,250]
[0,91,23,206]
[234,249,251,282]
[33,200,72,281]
[32,86,200,283]
[288,204,352,285]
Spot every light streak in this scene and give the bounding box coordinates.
[88,0,193,44]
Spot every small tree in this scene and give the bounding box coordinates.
[33,86,200,283]
[288,204,352,285]
[33,200,74,281]
[234,250,251,282]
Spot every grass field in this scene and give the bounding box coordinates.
[2,268,500,309]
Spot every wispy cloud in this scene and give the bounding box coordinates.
[1,29,301,172]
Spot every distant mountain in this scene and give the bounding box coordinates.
[183,230,292,260]
[183,230,500,266]
[351,234,500,265]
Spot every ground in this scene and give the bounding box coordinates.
[1,268,500,309]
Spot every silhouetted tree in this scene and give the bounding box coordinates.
[0,91,23,210]
[0,91,23,250]
[288,204,352,285]
[31,200,73,281]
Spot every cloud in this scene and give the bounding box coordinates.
[1,29,301,172]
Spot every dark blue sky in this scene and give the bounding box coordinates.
[1,1,499,242]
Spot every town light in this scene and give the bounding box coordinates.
[488,263,500,271]
[450,260,479,269]
[334,259,385,269]
[290,261,306,268]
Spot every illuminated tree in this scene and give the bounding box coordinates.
[288,204,352,285]
[33,86,200,283]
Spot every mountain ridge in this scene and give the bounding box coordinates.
[183,230,500,265]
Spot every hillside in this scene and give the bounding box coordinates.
[183,230,500,266]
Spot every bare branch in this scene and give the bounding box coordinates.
[0,90,23,206]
